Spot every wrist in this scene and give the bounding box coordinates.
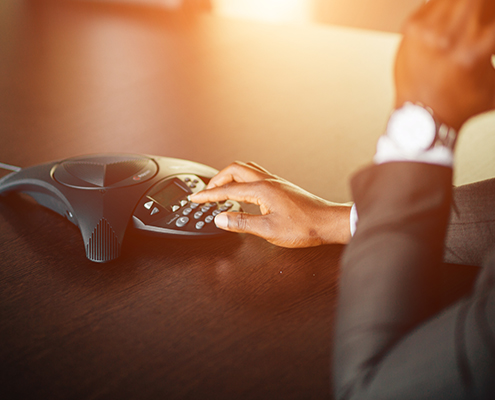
[374,102,457,167]
[394,97,466,133]
[316,203,352,245]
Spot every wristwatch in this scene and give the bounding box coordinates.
[386,102,457,153]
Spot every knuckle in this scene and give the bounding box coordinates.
[403,18,454,52]
[430,32,454,51]
[262,215,276,235]
[452,46,484,70]
[233,213,249,231]
[426,32,451,51]
[402,14,430,40]
[455,53,476,70]
[264,178,282,191]
[248,180,264,192]
[214,185,232,200]
[246,161,264,172]
[402,17,421,36]
[231,160,247,172]
[253,179,279,194]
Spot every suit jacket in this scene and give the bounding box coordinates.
[332,162,495,400]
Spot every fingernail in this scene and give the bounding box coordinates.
[214,213,228,229]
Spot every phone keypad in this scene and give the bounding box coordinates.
[133,174,240,235]
[137,197,237,232]
[171,199,235,230]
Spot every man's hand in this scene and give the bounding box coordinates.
[395,0,495,130]
[190,161,352,247]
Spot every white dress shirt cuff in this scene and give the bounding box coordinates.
[373,134,454,167]
[349,203,358,237]
[349,134,455,237]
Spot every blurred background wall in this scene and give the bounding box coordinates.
[213,0,424,32]
[91,0,425,32]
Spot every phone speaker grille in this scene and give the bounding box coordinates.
[86,218,121,262]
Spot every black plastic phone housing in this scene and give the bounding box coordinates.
[0,154,240,262]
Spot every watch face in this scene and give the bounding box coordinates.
[387,103,436,152]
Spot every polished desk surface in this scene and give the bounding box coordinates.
[0,1,485,399]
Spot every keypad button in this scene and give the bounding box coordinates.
[171,205,180,212]
[190,202,199,209]
[180,199,188,207]
[219,206,229,212]
[201,206,210,213]
[150,207,160,216]
[205,215,214,223]
[195,221,205,230]
[176,216,189,227]
[183,207,192,215]
[212,210,221,217]
[144,201,153,210]
[224,202,233,209]
[194,211,203,219]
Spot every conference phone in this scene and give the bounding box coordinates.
[0,154,240,263]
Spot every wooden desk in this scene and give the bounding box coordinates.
[0,1,481,399]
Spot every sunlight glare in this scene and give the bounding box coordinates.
[212,0,312,24]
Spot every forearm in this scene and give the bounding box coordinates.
[443,179,495,267]
[316,202,352,245]
[348,178,495,267]
[332,0,495,397]
[333,163,453,399]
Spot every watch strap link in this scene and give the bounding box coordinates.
[420,103,458,151]
[433,120,457,151]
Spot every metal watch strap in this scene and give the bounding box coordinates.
[432,122,457,151]
[420,103,458,151]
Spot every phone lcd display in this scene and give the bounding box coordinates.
[150,181,187,207]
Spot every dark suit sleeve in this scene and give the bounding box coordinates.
[332,162,495,400]
[444,178,495,267]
